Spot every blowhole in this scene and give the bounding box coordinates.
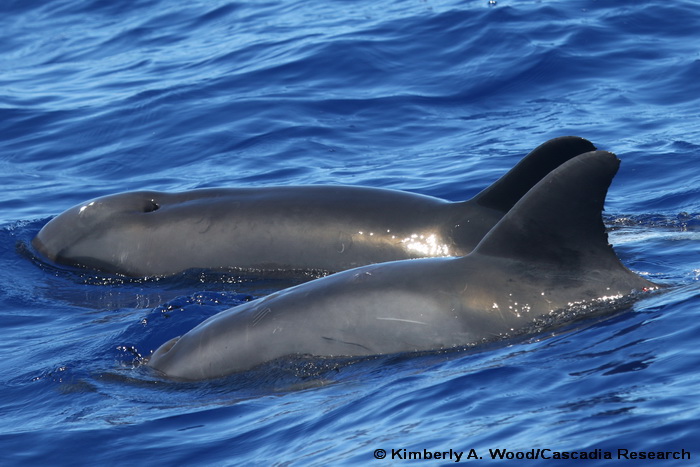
[144,200,160,213]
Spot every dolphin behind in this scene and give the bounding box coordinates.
[147,150,659,380]
[32,136,596,277]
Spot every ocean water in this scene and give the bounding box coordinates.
[1,0,699,465]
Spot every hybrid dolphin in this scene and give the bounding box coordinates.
[33,137,595,277]
[148,150,659,380]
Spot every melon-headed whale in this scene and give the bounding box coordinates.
[147,150,660,380]
[32,137,595,277]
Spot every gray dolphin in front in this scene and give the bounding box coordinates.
[33,137,595,277]
[148,150,660,380]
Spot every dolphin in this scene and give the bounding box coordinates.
[147,150,660,380]
[32,137,595,277]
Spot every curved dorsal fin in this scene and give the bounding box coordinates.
[473,136,596,213]
[473,150,621,270]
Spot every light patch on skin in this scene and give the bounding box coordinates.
[376,317,428,325]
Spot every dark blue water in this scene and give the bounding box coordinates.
[2,0,699,465]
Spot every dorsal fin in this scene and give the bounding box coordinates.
[473,151,621,270]
[473,136,596,212]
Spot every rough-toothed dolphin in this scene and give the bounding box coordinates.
[147,151,659,380]
[32,137,595,277]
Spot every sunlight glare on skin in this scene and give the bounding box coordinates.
[79,201,96,214]
[353,230,451,256]
[400,233,450,256]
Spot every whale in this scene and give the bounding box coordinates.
[32,136,595,277]
[147,150,660,380]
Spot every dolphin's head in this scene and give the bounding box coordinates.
[32,191,162,275]
[147,306,263,380]
[147,334,215,381]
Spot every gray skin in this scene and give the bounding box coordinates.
[32,137,596,277]
[148,151,660,380]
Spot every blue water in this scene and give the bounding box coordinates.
[2,0,699,464]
